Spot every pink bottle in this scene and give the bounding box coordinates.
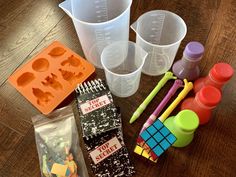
[194,63,234,93]
[181,86,221,125]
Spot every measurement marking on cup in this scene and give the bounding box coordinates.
[149,15,165,44]
[150,14,158,17]
[94,26,112,52]
[94,0,108,22]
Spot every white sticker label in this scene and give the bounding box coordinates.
[89,137,122,164]
[80,95,111,115]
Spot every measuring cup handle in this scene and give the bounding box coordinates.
[59,0,73,18]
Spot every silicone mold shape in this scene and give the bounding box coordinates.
[8,41,95,114]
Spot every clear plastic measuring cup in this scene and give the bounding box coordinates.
[131,10,187,76]
[59,0,132,68]
[101,41,148,97]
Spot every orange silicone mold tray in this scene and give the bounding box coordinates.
[8,41,95,114]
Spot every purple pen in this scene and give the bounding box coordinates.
[140,79,183,134]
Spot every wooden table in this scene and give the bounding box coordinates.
[0,0,235,176]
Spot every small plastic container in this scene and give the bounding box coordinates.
[181,86,221,125]
[131,10,187,76]
[164,110,199,147]
[59,0,132,68]
[101,41,147,97]
[194,63,234,93]
[172,41,204,81]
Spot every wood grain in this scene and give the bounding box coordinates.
[0,124,23,169]
[0,127,40,177]
[0,0,64,86]
[0,0,235,177]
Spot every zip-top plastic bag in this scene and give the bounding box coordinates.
[32,106,89,177]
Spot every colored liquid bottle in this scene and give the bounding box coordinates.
[172,41,204,81]
[181,86,221,125]
[194,63,234,93]
[164,110,199,147]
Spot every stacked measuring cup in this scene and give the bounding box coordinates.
[59,0,187,97]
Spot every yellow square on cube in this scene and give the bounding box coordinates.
[51,163,68,176]
[134,145,158,163]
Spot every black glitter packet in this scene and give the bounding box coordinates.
[83,113,135,177]
[75,79,121,138]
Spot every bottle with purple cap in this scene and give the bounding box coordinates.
[172,41,205,81]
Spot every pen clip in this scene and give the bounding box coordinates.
[168,79,184,96]
[179,79,193,99]
[163,71,177,80]
[158,79,193,122]
[159,71,177,87]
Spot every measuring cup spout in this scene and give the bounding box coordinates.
[59,0,73,19]
[130,21,138,33]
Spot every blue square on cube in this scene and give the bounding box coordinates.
[166,133,177,144]
[147,138,157,149]
[153,132,163,142]
[153,145,164,156]
[140,130,151,141]
[153,120,163,130]
[160,126,170,136]
[147,125,157,135]
[160,139,171,150]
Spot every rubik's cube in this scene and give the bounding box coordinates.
[134,145,157,162]
[136,119,176,161]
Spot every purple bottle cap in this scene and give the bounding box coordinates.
[184,41,204,59]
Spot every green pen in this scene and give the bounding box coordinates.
[129,72,177,124]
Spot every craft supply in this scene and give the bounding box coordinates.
[83,109,135,177]
[59,0,132,68]
[51,163,70,176]
[172,41,204,80]
[65,150,78,176]
[129,72,177,124]
[76,79,121,138]
[137,119,177,160]
[101,41,148,97]
[140,79,183,133]
[164,110,199,147]
[131,10,187,76]
[133,145,158,162]
[84,128,135,176]
[134,79,192,161]
[134,145,157,162]
[32,106,89,177]
[193,63,234,93]
[8,41,95,114]
[181,86,221,124]
[76,80,135,176]
[159,79,193,122]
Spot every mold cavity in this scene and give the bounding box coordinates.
[59,69,84,84]
[32,58,49,72]
[48,47,66,56]
[42,73,63,90]
[17,72,35,87]
[32,88,53,106]
[61,55,81,67]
